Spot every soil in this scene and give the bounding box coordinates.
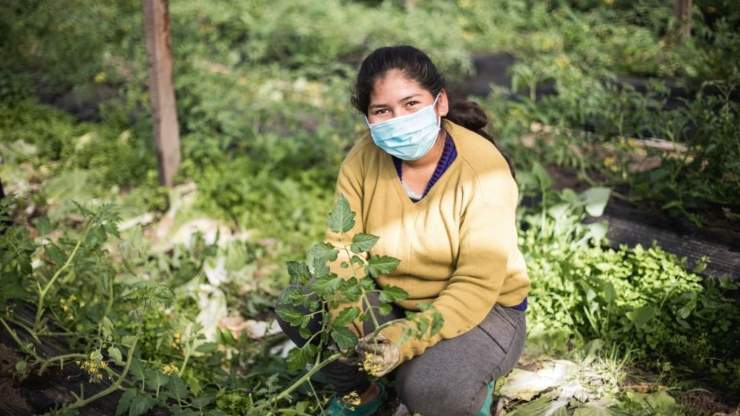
[0,304,125,416]
[452,52,737,105]
[545,163,740,279]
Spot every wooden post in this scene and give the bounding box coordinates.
[673,0,692,41]
[0,178,9,229]
[143,0,180,187]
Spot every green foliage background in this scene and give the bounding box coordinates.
[1,0,739,414]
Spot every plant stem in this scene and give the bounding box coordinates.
[39,353,88,374]
[179,339,193,377]
[305,300,330,356]
[104,273,115,318]
[65,336,139,411]
[308,379,325,414]
[35,226,90,331]
[5,315,42,345]
[0,317,41,361]
[271,352,341,404]
[362,291,380,330]
[366,318,406,340]
[341,245,379,332]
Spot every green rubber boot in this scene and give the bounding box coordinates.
[474,379,496,416]
[321,381,386,416]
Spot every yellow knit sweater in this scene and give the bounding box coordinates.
[327,120,529,362]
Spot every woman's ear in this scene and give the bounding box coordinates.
[437,89,449,117]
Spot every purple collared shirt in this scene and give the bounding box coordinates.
[392,132,457,203]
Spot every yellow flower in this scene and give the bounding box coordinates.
[80,352,108,383]
[362,354,385,377]
[342,391,361,407]
[171,332,182,349]
[162,363,179,375]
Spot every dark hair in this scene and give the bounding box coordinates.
[352,45,515,178]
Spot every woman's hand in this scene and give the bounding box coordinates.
[356,333,401,377]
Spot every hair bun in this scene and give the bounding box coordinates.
[445,100,488,131]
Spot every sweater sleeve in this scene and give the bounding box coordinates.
[324,151,368,335]
[380,165,520,361]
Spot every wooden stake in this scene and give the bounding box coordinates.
[143,0,180,187]
[673,0,692,41]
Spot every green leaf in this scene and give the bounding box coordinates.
[115,388,137,416]
[280,286,305,307]
[328,194,355,233]
[145,368,170,392]
[601,282,616,304]
[45,244,66,266]
[627,305,657,329]
[350,255,365,266]
[307,242,338,277]
[276,307,304,326]
[167,374,188,400]
[128,390,156,416]
[677,295,697,319]
[121,335,137,348]
[100,317,115,341]
[351,233,379,254]
[333,307,360,327]
[34,216,52,235]
[129,358,145,382]
[378,303,392,316]
[107,346,124,366]
[582,187,611,217]
[379,286,408,303]
[196,342,218,353]
[430,310,444,335]
[415,316,430,336]
[287,347,308,371]
[15,360,27,374]
[298,326,312,339]
[310,275,342,297]
[308,242,338,262]
[531,162,553,189]
[572,404,615,416]
[367,256,400,278]
[330,327,358,351]
[190,394,216,409]
[339,279,363,301]
[286,261,311,284]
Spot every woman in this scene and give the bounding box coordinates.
[278,45,529,416]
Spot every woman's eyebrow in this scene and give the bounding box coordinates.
[369,94,423,109]
[399,94,422,102]
[368,102,389,110]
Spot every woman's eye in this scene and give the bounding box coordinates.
[406,101,419,107]
[373,108,388,115]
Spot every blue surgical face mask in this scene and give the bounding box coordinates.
[366,95,441,161]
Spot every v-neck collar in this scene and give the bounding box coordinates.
[387,128,459,207]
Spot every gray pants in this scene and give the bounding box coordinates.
[276,288,526,416]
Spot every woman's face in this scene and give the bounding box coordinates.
[366,69,448,124]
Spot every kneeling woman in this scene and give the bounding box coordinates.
[278,45,529,416]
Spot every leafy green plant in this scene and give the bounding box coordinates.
[519,184,740,394]
[0,194,442,414]
[274,194,442,406]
